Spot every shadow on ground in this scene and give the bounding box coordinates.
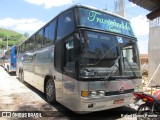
[9,72,16,76]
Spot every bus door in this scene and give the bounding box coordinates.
[62,37,77,109]
[54,41,63,103]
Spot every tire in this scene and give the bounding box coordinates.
[20,70,24,83]
[45,79,56,103]
[137,104,153,120]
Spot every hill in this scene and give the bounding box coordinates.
[0,28,27,48]
[0,28,21,37]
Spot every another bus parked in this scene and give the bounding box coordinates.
[0,50,4,66]
[3,46,17,73]
[17,5,142,113]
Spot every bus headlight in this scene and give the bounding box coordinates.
[81,90,105,97]
[90,91,97,97]
[98,91,105,96]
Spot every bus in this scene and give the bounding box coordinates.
[17,5,142,113]
[0,49,4,66]
[3,46,17,73]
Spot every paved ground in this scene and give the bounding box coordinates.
[0,66,138,120]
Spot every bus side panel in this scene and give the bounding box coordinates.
[62,75,80,111]
[23,61,33,84]
[34,46,55,92]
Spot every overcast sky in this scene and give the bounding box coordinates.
[0,0,149,54]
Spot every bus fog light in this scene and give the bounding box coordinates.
[98,91,105,96]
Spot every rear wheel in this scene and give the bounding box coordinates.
[45,79,56,103]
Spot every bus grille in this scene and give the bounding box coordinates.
[105,89,134,96]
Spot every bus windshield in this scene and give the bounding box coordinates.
[80,31,118,68]
[79,31,140,77]
[120,38,140,77]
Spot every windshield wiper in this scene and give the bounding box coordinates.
[103,56,120,80]
[123,57,136,78]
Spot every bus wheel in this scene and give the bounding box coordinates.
[20,71,24,83]
[45,79,56,103]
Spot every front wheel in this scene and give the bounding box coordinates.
[45,79,56,103]
[137,104,153,120]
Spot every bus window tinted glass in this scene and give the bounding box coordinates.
[25,41,30,51]
[29,36,35,50]
[57,11,74,40]
[35,29,43,49]
[44,20,56,45]
[44,25,49,45]
[49,21,56,42]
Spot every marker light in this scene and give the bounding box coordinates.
[81,91,89,97]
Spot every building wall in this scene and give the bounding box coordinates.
[114,0,125,17]
[148,24,160,86]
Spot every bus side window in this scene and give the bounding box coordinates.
[35,29,43,49]
[29,36,35,50]
[44,20,56,45]
[56,11,74,41]
[64,37,75,77]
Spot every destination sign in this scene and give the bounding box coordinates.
[78,8,135,37]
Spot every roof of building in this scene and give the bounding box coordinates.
[129,0,160,20]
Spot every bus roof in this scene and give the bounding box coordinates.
[19,4,132,46]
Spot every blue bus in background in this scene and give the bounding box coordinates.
[3,46,17,73]
[0,50,4,66]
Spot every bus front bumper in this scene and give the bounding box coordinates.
[76,93,135,113]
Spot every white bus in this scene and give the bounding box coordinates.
[17,5,142,113]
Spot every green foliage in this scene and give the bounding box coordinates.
[0,28,27,48]
[0,28,20,37]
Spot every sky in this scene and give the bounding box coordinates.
[0,0,149,54]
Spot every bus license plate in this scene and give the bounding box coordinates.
[113,99,124,104]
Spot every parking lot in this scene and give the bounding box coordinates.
[0,66,137,120]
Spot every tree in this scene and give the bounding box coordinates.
[24,32,29,38]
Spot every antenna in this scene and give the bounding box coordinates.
[103,4,108,11]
